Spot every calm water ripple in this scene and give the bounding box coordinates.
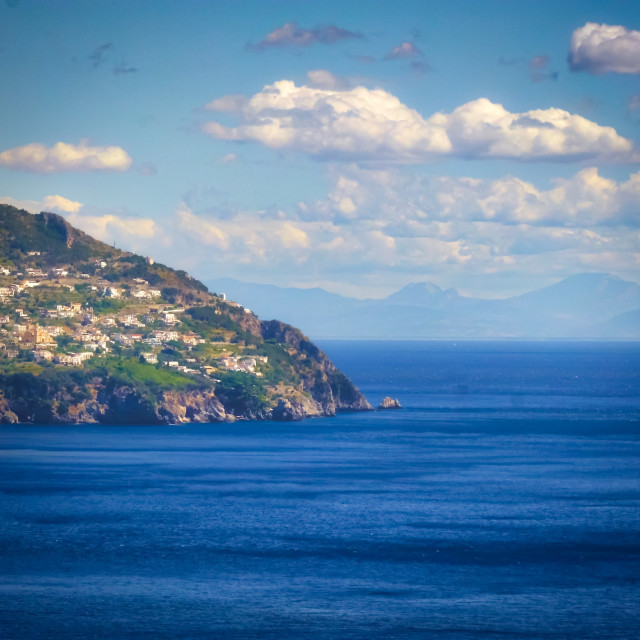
[1,341,639,639]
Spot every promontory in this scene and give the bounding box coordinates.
[0,205,371,424]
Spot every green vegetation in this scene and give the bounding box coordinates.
[91,357,204,393]
[214,370,269,414]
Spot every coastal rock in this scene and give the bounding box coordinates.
[271,394,326,421]
[157,389,231,424]
[0,392,18,424]
[378,396,402,410]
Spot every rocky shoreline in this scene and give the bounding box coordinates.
[0,319,372,426]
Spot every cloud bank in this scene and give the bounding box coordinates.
[0,141,132,173]
[172,166,640,291]
[569,22,640,74]
[311,165,640,228]
[204,80,637,163]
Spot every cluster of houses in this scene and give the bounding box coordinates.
[0,255,269,378]
[0,257,162,302]
[1,306,267,380]
[218,355,269,376]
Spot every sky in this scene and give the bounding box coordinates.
[1,0,639,299]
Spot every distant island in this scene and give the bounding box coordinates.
[207,273,640,340]
[0,205,371,424]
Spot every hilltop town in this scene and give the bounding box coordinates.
[0,205,371,424]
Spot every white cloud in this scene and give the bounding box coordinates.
[171,161,640,295]
[0,194,83,214]
[312,164,640,228]
[569,22,640,74]
[65,213,156,240]
[42,195,84,213]
[177,205,228,249]
[277,221,310,249]
[203,80,637,163]
[0,140,132,173]
[177,205,312,261]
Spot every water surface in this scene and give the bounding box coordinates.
[1,341,639,638]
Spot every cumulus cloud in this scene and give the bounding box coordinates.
[249,21,360,50]
[42,195,84,213]
[311,164,640,228]
[0,140,132,173]
[169,163,640,294]
[0,194,83,214]
[203,80,638,163]
[385,42,423,59]
[177,204,311,260]
[569,22,640,74]
[178,205,228,249]
[65,213,156,241]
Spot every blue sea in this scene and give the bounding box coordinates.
[1,341,639,639]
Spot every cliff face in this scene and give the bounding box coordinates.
[260,319,372,415]
[0,374,369,425]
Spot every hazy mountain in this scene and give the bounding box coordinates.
[207,273,640,340]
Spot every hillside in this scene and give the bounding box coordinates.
[208,274,640,340]
[0,205,371,424]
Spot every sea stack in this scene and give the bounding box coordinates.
[378,396,402,410]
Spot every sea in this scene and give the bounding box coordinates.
[1,340,639,639]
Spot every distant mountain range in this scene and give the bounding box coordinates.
[206,274,640,340]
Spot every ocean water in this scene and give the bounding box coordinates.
[1,340,639,639]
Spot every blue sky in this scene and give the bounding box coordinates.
[1,0,639,298]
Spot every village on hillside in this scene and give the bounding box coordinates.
[0,252,268,379]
